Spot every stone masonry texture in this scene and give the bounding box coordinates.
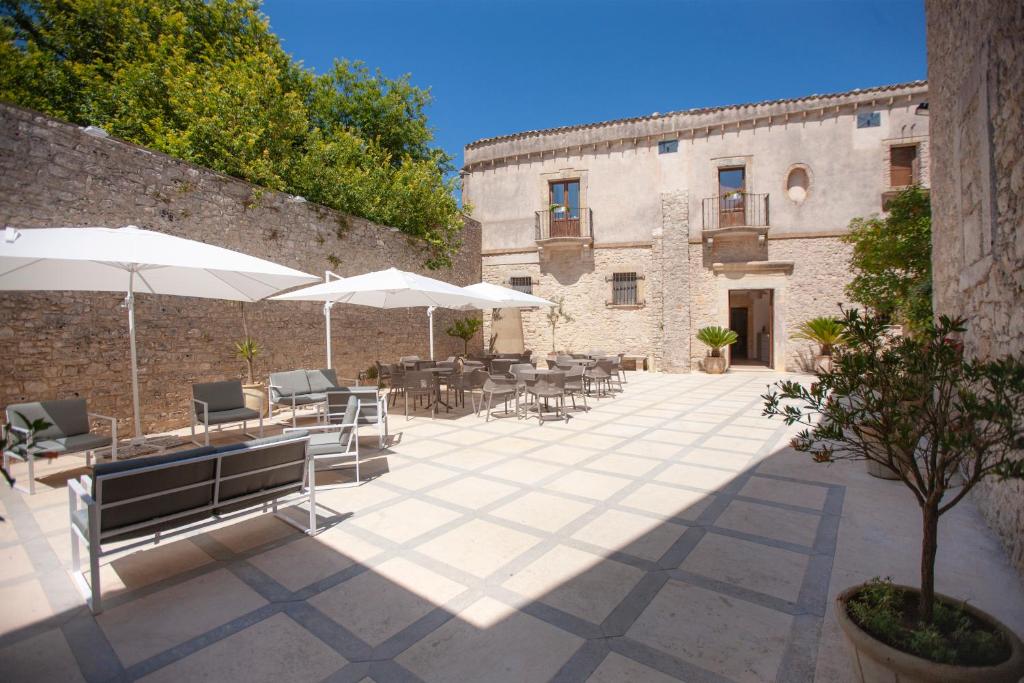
[926,0,1024,573]
[0,104,482,433]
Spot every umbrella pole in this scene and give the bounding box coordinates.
[126,271,144,443]
[324,302,333,370]
[428,306,435,360]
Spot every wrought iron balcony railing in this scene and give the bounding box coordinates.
[701,192,770,231]
[535,207,593,242]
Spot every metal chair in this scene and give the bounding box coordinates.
[564,364,589,412]
[585,359,615,398]
[402,370,436,418]
[524,371,567,423]
[191,380,262,446]
[285,395,361,485]
[482,373,519,421]
[490,358,515,375]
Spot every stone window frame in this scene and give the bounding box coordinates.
[883,139,927,189]
[783,163,812,204]
[507,274,535,295]
[711,156,754,197]
[540,168,589,213]
[605,266,646,308]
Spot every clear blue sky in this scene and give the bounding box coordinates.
[261,0,926,171]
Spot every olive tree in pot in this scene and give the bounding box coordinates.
[696,326,737,374]
[792,316,847,373]
[446,316,483,356]
[763,309,1024,681]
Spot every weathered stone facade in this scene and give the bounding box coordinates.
[465,82,927,372]
[927,0,1024,572]
[0,104,481,432]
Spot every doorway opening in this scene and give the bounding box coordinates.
[728,289,773,367]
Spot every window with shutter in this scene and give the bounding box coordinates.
[611,272,639,306]
[890,145,918,187]
[509,276,533,294]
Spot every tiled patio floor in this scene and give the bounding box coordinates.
[2,371,1022,682]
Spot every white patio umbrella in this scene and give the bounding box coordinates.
[270,267,498,362]
[461,281,554,308]
[0,225,319,440]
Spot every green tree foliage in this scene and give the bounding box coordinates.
[842,187,932,332]
[0,0,464,267]
[445,317,482,355]
[791,317,847,356]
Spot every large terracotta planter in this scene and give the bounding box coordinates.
[836,583,1024,683]
[704,356,727,374]
[242,383,267,417]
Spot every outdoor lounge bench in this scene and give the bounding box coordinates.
[68,431,314,614]
[4,398,116,495]
[190,380,262,446]
[269,368,357,426]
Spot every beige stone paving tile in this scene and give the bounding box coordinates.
[486,436,546,455]
[0,542,35,581]
[31,501,71,535]
[205,514,299,555]
[587,652,680,683]
[396,422,458,437]
[309,557,466,646]
[430,449,507,471]
[414,519,541,578]
[526,444,595,466]
[98,568,267,667]
[379,462,459,491]
[560,432,624,451]
[639,429,700,446]
[681,448,754,472]
[573,509,687,562]
[99,539,214,597]
[312,480,401,513]
[248,528,383,592]
[489,491,593,533]
[738,475,829,510]
[546,470,633,501]
[591,423,648,438]
[615,440,682,459]
[681,532,809,602]
[433,428,495,446]
[585,453,660,477]
[655,463,739,492]
[0,578,53,638]
[655,420,718,434]
[701,435,765,455]
[139,613,345,683]
[426,476,521,510]
[628,580,791,683]
[0,628,85,683]
[474,419,533,435]
[618,482,715,521]
[390,439,452,458]
[482,458,564,486]
[614,415,665,428]
[397,596,582,683]
[502,545,644,624]
[715,500,821,548]
[718,425,780,441]
[348,499,462,545]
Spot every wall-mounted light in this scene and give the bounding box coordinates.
[915,102,929,116]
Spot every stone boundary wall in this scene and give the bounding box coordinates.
[0,103,481,432]
[927,0,1024,573]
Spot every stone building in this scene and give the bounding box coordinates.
[926,0,1023,571]
[463,81,929,371]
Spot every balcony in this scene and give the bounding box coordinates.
[534,207,593,253]
[701,192,770,245]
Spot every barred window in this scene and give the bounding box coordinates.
[509,276,533,294]
[612,272,638,305]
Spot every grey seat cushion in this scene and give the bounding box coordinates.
[6,398,89,438]
[306,369,340,393]
[270,370,312,398]
[193,381,245,412]
[214,432,310,514]
[204,407,261,426]
[273,392,325,406]
[307,397,358,457]
[326,389,381,425]
[31,433,111,455]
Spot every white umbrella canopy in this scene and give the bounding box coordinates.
[461,282,554,308]
[0,225,319,439]
[271,267,500,362]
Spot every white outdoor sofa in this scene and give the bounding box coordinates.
[68,431,313,614]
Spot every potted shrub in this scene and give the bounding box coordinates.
[791,316,846,373]
[235,336,265,416]
[696,326,738,374]
[763,309,1024,682]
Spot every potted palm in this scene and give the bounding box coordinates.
[696,326,738,374]
[763,309,1024,682]
[235,337,265,416]
[792,316,847,373]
